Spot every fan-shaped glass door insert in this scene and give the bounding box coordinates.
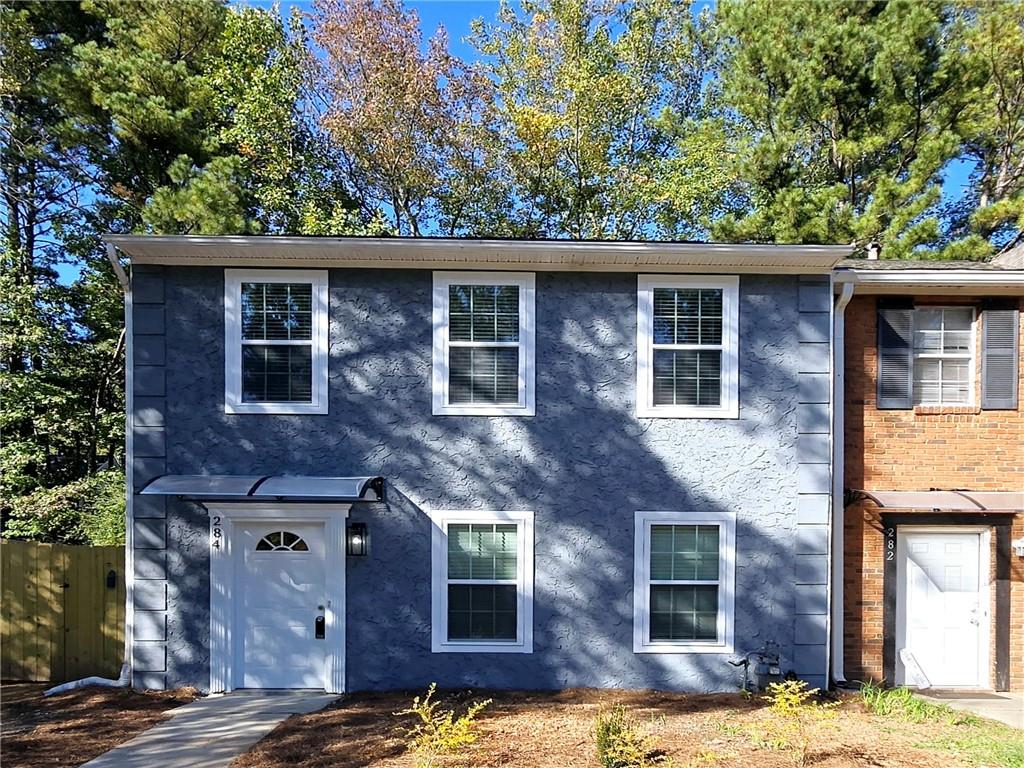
[255,530,310,552]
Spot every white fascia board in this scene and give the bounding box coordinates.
[104,235,849,274]
[834,269,1024,295]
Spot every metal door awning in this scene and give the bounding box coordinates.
[138,475,384,502]
[854,490,1023,512]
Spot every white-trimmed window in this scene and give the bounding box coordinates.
[637,275,739,418]
[911,307,975,406]
[432,272,535,416]
[430,509,534,653]
[224,269,328,414]
[633,510,735,653]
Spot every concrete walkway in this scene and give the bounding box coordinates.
[82,691,338,768]
[916,690,1024,730]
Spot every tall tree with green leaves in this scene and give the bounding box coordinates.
[711,0,971,257]
[1,1,375,543]
[471,0,726,239]
[944,0,1024,258]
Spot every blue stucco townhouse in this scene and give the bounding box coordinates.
[104,235,849,694]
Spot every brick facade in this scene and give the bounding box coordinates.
[843,294,1024,690]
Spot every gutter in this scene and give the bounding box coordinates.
[830,282,855,687]
[104,234,849,274]
[48,246,134,694]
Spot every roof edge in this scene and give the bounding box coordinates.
[105,235,850,273]
[834,267,1024,294]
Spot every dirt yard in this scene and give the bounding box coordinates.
[231,687,1023,768]
[1,683,197,768]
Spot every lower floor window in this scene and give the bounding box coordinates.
[448,584,517,640]
[634,511,735,653]
[430,510,534,653]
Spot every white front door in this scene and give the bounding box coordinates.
[897,529,989,688]
[234,521,327,689]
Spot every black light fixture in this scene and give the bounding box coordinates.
[347,522,368,556]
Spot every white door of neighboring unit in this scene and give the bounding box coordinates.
[235,521,327,689]
[896,529,989,688]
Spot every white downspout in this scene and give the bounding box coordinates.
[47,243,133,695]
[830,280,855,687]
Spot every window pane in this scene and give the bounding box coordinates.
[241,283,312,341]
[650,524,719,581]
[913,357,971,405]
[449,347,520,405]
[447,523,517,580]
[652,287,722,345]
[448,284,519,343]
[649,585,718,641]
[242,345,312,402]
[448,585,517,641]
[652,350,721,407]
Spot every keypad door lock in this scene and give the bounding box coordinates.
[315,615,326,639]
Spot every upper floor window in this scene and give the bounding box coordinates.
[224,269,328,414]
[432,272,535,416]
[636,276,739,418]
[878,304,981,409]
[911,308,974,406]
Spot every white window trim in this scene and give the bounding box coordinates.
[636,275,739,419]
[429,509,534,653]
[910,306,977,407]
[224,269,329,415]
[633,510,736,654]
[432,271,536,416]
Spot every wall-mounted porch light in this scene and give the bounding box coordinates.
[347,522,368,556]
[1013,537,1024,558]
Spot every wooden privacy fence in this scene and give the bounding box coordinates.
[1,539,125,682]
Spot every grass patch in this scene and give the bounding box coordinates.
[918,728,1024,768]
[862,683,1024,767]
[861,682,974,724]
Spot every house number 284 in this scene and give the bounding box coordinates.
[885,527,895,561]
[211,516,223,549]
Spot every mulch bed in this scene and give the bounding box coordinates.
[1,682,197,768]
[232,688,970,768]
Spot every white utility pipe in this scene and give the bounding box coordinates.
[830,281,855,686]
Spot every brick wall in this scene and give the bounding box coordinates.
[843,294,1024,689]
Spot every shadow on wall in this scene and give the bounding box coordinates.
[160,269,807,692]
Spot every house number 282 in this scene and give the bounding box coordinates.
[211,516,223,549]
[885,527,895,561]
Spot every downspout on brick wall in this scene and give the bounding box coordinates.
[831,281,856,686]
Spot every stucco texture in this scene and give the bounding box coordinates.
[154,268,818,692]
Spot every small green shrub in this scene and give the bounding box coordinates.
[753,680,838,766]
[594,705,668,768]
[395,683,491,768]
